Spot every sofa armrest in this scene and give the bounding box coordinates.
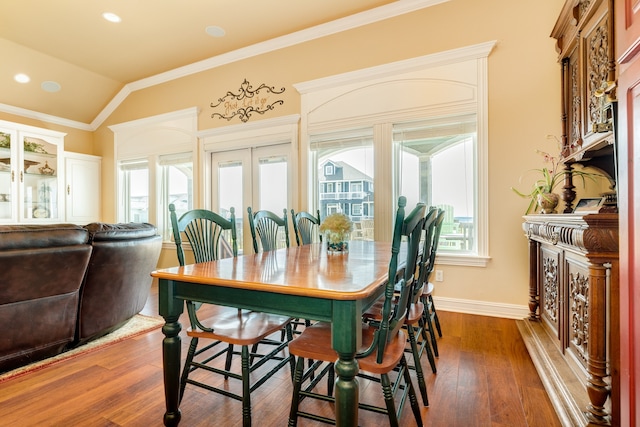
[84,222,158,242]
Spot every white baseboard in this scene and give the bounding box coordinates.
[432,296,530,320]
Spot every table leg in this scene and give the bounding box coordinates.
[332,300,361,426]
[334,354,359,426]
[162,315,182,427]
[159,279,184,427]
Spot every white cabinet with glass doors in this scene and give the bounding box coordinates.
[0,120,65,223]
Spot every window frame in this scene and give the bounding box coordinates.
[296,42,495,267]
[110,107,198,243]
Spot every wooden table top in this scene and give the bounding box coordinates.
[152,241,392,300]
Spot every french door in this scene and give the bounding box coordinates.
[210,144,291,254]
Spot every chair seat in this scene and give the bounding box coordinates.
[288,321,407,375]
[363,300,424,325]
[188,310,292,346]
[422,281,435,296]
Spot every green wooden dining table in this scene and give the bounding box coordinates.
[152,240,393,427]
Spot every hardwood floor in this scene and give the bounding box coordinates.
[0,282,561,426]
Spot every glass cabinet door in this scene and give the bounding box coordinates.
[0,129,16,222]
[20,133,61,221]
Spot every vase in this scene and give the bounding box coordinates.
[537,192,559,214]
[325,232,349,254]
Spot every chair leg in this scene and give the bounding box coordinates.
[406,323,429,405]
[401,354,425,426]
[180,337,199,403]
[286,324,296,378]
[288,357,306,427]
[424,304,439,357]
[225,343,235,379]
[418,317,437,374]
[380,373,400,427]
[241,345,252,427]
[430,295,442,337]
[327,363,335,397]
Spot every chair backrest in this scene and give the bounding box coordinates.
[247,207,290,253]
[415,208,440,293]
[361,197,426,363]
[291,209,321,245]
[423,207,445,283]
[169,204,238,266]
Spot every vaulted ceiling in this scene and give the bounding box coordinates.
[0,0,444,129]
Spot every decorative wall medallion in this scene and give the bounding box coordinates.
[210,79,285,123]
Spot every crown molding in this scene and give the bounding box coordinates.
[294,40,497,94]
[0,102,93,131]
[1,0,450,131]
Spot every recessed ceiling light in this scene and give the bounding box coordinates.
[41,81,61,93]
[205,26,226,37]
[102,12,121,23]
[14,73,30,83]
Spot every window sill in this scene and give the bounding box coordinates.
[436,253,490,267]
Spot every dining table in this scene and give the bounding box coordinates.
[152,240,393,427]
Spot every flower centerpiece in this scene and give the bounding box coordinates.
[319,213,353,253]
[512,140,603,214]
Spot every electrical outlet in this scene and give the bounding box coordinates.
[435,269,444,282]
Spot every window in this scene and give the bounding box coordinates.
[119,159,149,223]
[325,164,334,175]
[311,129,375,239]
[159,152,194,240]
[394,116,476,253]
[297,42,494,265]
[201,116,298,253]
[111,107,198,242]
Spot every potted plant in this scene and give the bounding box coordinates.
[512,146,603,214]
[319,212,353,253]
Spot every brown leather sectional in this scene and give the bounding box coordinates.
[0,222,162,373]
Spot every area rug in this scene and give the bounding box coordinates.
[0,313,164,384]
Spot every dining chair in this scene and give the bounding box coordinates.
[420,207,445,356]
[287,196,424,427]
[247,207,301,340]
[169,204,294,427]
[290,209,321,245]
[362,203,436,407]
[247,207,290,253]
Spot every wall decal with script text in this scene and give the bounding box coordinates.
[210,79,285,122]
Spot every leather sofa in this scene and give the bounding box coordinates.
[0,222,162,373]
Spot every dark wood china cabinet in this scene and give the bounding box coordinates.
[521,1,619,426]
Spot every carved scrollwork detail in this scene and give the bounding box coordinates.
[578,0,591,19]
[587,18,610,130]
[570,58,582,149]
[542,256,559,323]
[570,271,589,362]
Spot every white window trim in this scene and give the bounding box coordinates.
[109,107,199,240]
[198,114,300,211]
[296,42,496,267]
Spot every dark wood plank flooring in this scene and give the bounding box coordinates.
[0,282,561,426]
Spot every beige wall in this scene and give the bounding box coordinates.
[93,0,566,313]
